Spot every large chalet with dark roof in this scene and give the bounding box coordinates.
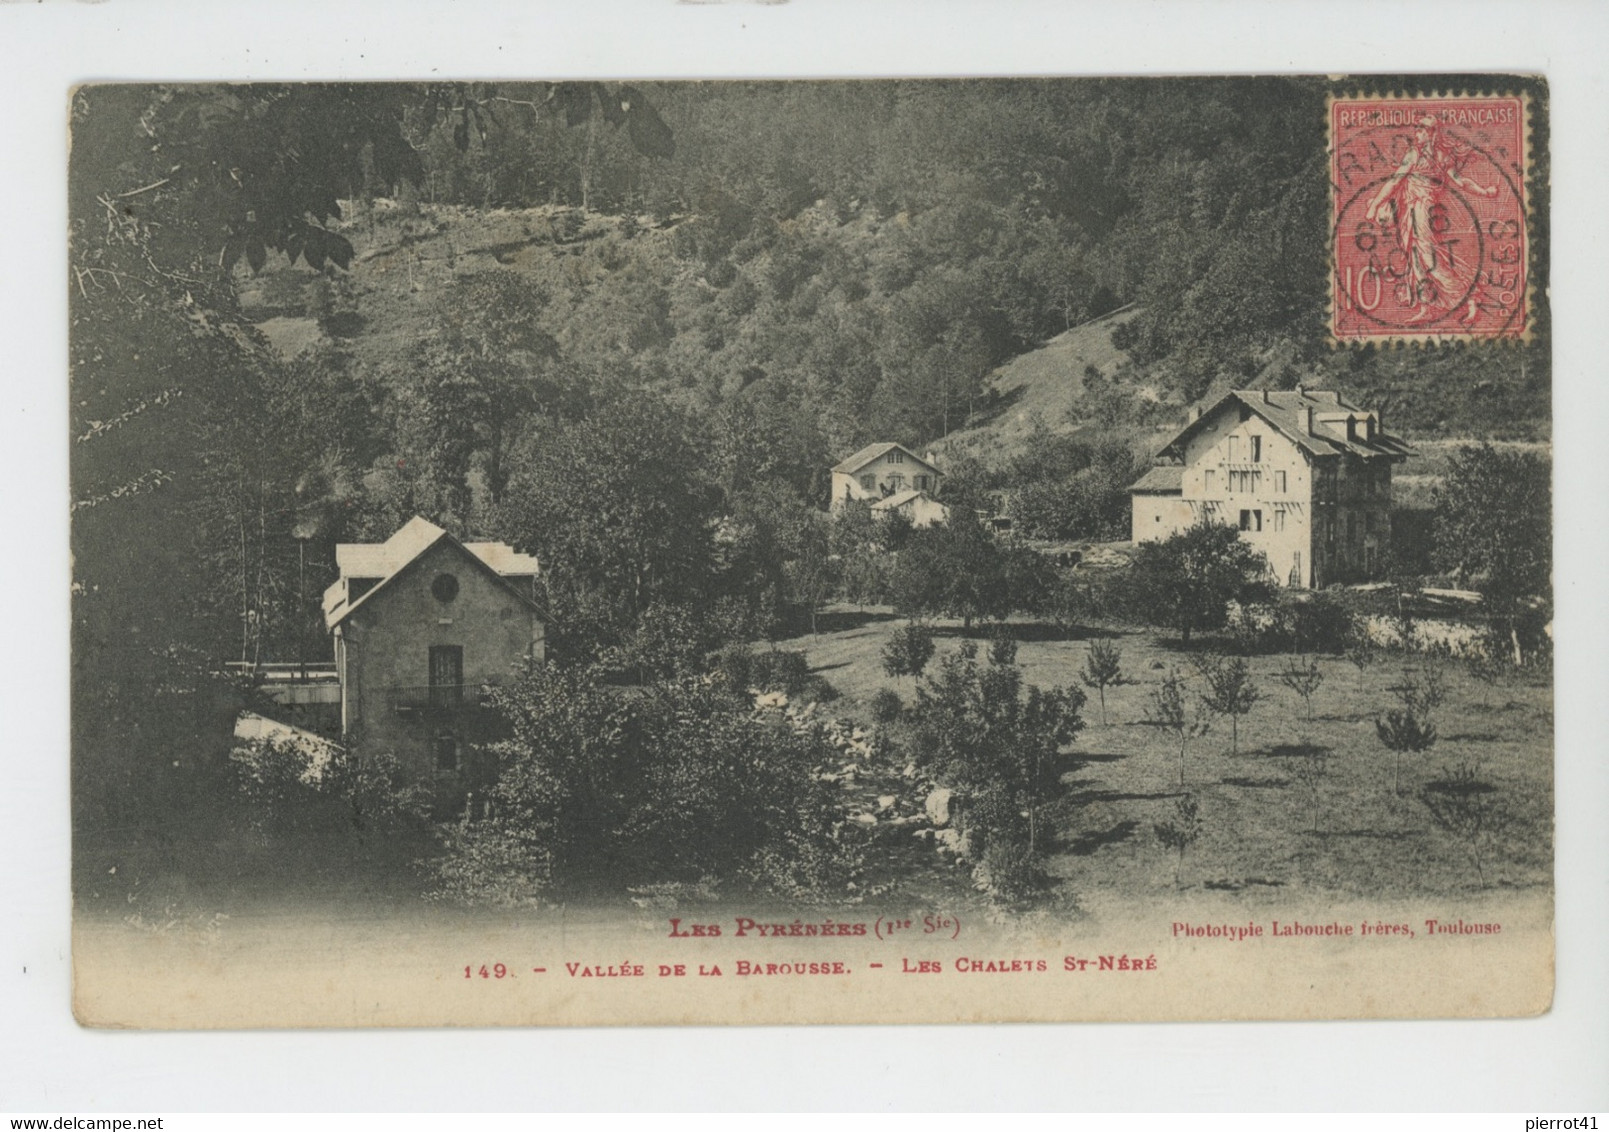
[1129,388,1413,588]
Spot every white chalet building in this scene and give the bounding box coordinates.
[1129,388,1413,588]
[830,442,947,526]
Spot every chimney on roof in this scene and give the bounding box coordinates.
[1294,383,1306,400]
[1262,389,1270,404]
[1192,406,1204,421]
[1302,406,1314,435]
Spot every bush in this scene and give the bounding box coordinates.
[711,642,754,695]
[1286,590,1357,655]
[883,623,936,682]
[869,688,905,724]
[912,641,1085,903]
[751,649,813,697]
[435,665,859,903]
[1225,591,1357,655]
[230,739,431,853]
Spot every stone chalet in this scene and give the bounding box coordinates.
[1129,388,1413,588]
[321,516,545,789]
[830,442,948,526]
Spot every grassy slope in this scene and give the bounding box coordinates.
[932,306,1144,461]
[779,610,1552,916]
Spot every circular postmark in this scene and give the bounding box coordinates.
[1330,97,1527,342]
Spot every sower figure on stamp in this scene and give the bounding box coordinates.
[1365,114,1499,325]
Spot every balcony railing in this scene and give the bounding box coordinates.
[226,661,339,683]
[388,683,498,716]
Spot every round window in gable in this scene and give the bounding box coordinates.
[431,573,460,603]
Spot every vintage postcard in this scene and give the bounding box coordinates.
[69,76,1552,1028]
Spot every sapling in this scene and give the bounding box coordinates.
[1198,653,1260,756]
[1278,654,1325,722]
[1080,639,1123,726]
[1282,743,1332,835]
[1153,794,1202,889]
[881,623,935,685]
[1345,634,1378,693]
[1466,636,1514,709]
[1377,663,1444,795]
[1150,667,1210,787]
[1419,760,1509,888]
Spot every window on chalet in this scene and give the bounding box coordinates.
[1274,509,1286,533]
[1228,470,1261,494]
[1228,436,1240,462]
[1274,470,1287,493]
[1239,509,1262,532]
[429,645,463,710]
[889,449,904,464]
[888,474,905,491]
[914,474,931,491]
[1317,467,1337,501]
[1250,436,1262,462]
[859,473,876,490]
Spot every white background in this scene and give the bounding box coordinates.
[1,0,1605,1112]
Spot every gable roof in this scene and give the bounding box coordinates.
[325,517,542,630]
[871,488,926,510]
[1157,389,1415,463]
[832,442,940,477]
[1128,465,1184,494]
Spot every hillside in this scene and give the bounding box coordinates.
[931,306,1145,464]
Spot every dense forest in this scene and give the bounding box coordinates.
[69,78,1550,902]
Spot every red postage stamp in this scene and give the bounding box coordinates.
[1330,93,1530,343]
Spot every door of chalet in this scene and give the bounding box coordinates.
[429,645,463,709]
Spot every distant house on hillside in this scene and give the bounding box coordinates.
[322,516,545,792]
[830,442,946,524]
[1129,388,1413,588]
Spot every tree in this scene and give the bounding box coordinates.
[498,394,721,655]
[1283,744,1332,835]
[1079,639,1123,726]
[1153,795,1203,889]
[1125,521,1273,644]
[1198,653,1261,757]
[398,273,569,523]
[890,513,1054,630]
[1432,444,1551,665]
[882,624,936,684]
[1419,761,1509,889]
[912,641,1084,899]
[891,514,1006,629]
[1375,663,1445,796]
[1345,628,1379,692]
[1277,655,1325,723]
[782,526,838,635]
[1149,667,1210,787]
